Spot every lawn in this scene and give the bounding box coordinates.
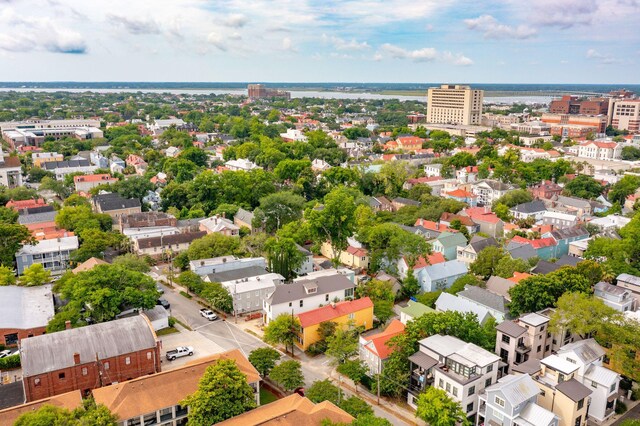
[260,388,278,405]
[156,327,179,336]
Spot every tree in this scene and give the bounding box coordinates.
[0,206,18,223]
[112,253,150,273]
[470,246,505,279]
[182,359,256,426]
[401,272,421,298]
[307,379,341,405]
[326,326,359,365]
[264,314,300,355]
[55,205,112,233]
[177,271,206,294]
[339,396,373,418]
[350,414,393,426]
[0,265,16,286]
[447,274,484,295]
[187,233,244,260]
[494,256,530,278]
[305,187,358,261]
[19,263,51,286]
[15,399,117,426]
[493,189,532,208]
[549,293,622,339]
[254,191,305,232]
[337,359,367,393]
[200,282,234,313]
[416,387,470,426]
[609,175,640,205]
[621,146,640,161]
[265,237,305,281]
[40,176,71,199]
[356,279,395,323]
[248,347,281,377]
[269,360,305,392]
[563,174,604,199]
[0,222,33,267]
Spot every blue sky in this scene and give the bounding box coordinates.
[0,0,638,83]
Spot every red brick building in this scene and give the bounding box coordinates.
[530,181,563,199]
[20,315,161,402]
[549,95,608,115]
[0,285,54,347]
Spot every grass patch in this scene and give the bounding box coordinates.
[173,318,192,331]
[260,387,278,405]
[179,291,192,299]
[156,327,179,336]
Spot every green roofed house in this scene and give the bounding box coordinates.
[432,231,468,260]
[400,300,435,325]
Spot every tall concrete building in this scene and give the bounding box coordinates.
[426,84,484,125]
[609,99,640,132]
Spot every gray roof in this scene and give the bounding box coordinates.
[409,351,438,370]
[617,273,640,288]
[18,210,58,225]
[0,381,25,410]
[458,286,508,313]
[474,179,516,191]
[558,339,606,364]
[0,285,55,330]
[43,159,91,169]
[556,255,582,267]
[296,244,312,256]
[512,358,541,375]
[425,260,468,281]
[136,231,206,249]
[511,200,547,214]
[267,274,354,305]
[486,276,516,299]
[532,260,560,275]
[488,374,540,407]
[207,265,268,283]
[555,379,592,402]
[469,237,498,253]
[550,225,589,241]
[556,195,591,209]
[496,320,526,338]
[20,316,157,377]
[234,208,254,224]
[94,193,141,211]
[507,244,538,261]
[393,197,421,206]
[595,281,628,297]
[435,293,492,324]
[143,306,169,322]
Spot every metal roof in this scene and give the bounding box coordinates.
[515,401,558,426]
[0,285,54,330]
[20,316,157,377]
[584,364,619,386]
[541,355,579,375]
[435,292,492,324]
[519,312,548,327]
[17,236,79,255]
[496,320,526,337]
[419,334,500,367]
[458,286,508,313]
[487,374,540,407]
[267,274,354,305]
[555,378,592,402]
[617,273,640,288]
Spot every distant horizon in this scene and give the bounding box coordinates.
[1,82,639,86]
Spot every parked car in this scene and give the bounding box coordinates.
[157,298,170,309]
[156,285,164,295]
[200,308,218,321]
[0,350,12,359]
[166,346,194,361]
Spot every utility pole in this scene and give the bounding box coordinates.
[377,374,381,405]
[290,309,295,358]
[338,373,342,405]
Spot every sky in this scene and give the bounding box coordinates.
[0,0,638,84]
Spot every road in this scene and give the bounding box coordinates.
[156,281,412,425]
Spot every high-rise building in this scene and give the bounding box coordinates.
[426,84,483,125]
[610,99,640,132]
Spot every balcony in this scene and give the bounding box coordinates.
[409,369,434,393]
[515,343,531,353]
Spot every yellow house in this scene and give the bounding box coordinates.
[295,297,374,351]
[320,242,370,270]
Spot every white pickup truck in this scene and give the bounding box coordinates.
[166,346,194,361]
[200,308,218,321]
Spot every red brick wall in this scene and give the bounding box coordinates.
[0,327,47,347]
[24,343,161,401]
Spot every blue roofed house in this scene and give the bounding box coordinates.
[416,260,468,293]
[543,226,590,258]
[432,231,467,261]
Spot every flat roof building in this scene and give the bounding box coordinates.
[426,84,484,126]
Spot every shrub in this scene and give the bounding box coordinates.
[615,402,627,415]
[179,291,192,299]
[168,316,176,327]
[0,354,21,370]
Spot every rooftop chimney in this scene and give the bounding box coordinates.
[65,320,72,330]
[73,353,80,365]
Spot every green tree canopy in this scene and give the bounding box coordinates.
[416,387,470,426]
[264,314,300,355]
[269,360,305,392]
[563,174,604,199]
[0,222,33,267]
[248,347,281,377]
[19,263,51,286]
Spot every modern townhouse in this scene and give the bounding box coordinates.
[263,273,355,324]
[593,282,635,312]
[477,374,559,426]
[616,273,640,306]
[407,334,501,418]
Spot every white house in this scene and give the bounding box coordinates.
[199,215,240,236]
[542,211,578,229]
[407,334,501,416]
[410,259,468,293]
[424,163,443,177]
[221,273,284,315]
[295,245,314,276]
[263,273,355,324]
[510,200,547,221]
[593,281,635,312]
[280,128,308,142]
[471,180,517,206]
[358,319,405,376]
[434,292,494,324]
[0,148,22,188]
[225,158,260,171]
[15,236,79,275]
[577,141,621,161]
[311,158,331,172]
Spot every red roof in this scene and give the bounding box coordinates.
[346,246,368,257]
[297,297,374,328]
[362,319,405,359]
[74,174,117,183]
[410,252,446,270]
[440,212,475,227]
[508,272,532,283]
[445,189,476,198]
[510,235,557,249]
[6,198,47,210]
[407,176,442,184]
[413,218,457,233]
[463,207,501,224]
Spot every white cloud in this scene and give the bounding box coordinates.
[207,32,228,51]
[441,51,474,66]
[377,43,472,65]
[224,13,248,28]
[464,15,537,39]
[281,37,296,52]
[322,34,370,51]
[107,15,161,35]
[511,0,640,29]
[586,49,620,64]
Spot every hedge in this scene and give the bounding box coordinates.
[0,354,21,370]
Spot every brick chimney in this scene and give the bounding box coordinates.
[73,353,80,365]
[65,320,72,330]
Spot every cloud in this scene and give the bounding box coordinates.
[464,15,537,39]
[281,37,296,52]
[0,9,87,54]
[322,34,370,51]
[224,13,248,28]
[107,15,161,35]
[207,32,228,51]
[377,43,472,65]
[519,0,638,29]
[586,49,620,64]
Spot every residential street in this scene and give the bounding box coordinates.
[154,279,414,425]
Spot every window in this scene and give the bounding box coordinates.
[591,381,598,388]
[34,378,41,386]
[159,407,173,422]
[453,387,458,397]
[4,333,18,346]
[439,379,444,388]
[540,326,545,332]
[610,383,617,393]
[495,397,505,408]
[289,302,292,307]
[325,294,329,302]
[125,356,131,365]
[578,398,584,409]
[345,288,354,298]
[468,386,475,396]
[545,345,550,352]
[487,364,493,373]
[467,402,474,413]
[540,390,545,397]
[348,313,355,320]
[501,334,511,344]
[493,409,504,420]
[537,345,542,353]
[82,367,88,376]
[299,300,303,308]
[58,372,65,380]
[147,352,152,360]
[104,361,110,370]
[575,416,582,426]
[143,412,158,425]
[446,382,451,393]
[485,378,492,387]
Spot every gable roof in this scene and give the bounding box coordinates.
[93,193,141,211]
[510,200,547,214]
[362,319,405,359]
[400,300,435,319]
[558,338,606,364]
[469,236,499,253]
[440,212,476,227]
[458,285,508,313]
[550,225,589,241]
[72,257,108,273]
[21,316,157,377]
[486,276,516,299]
[93,350,260,421]
[268,274,355,305]
[435,292,492,323]
[435,231,467,248]
[487,374,540,407]
[464,207,502,224]
[555,379,593,402]
[424,259,468,280]
[216,394,353,426]
[234,208,254,224]
[496,320,527,338]
[410,252,446,270]
[297,297,373,328]
[0,390,83,426]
